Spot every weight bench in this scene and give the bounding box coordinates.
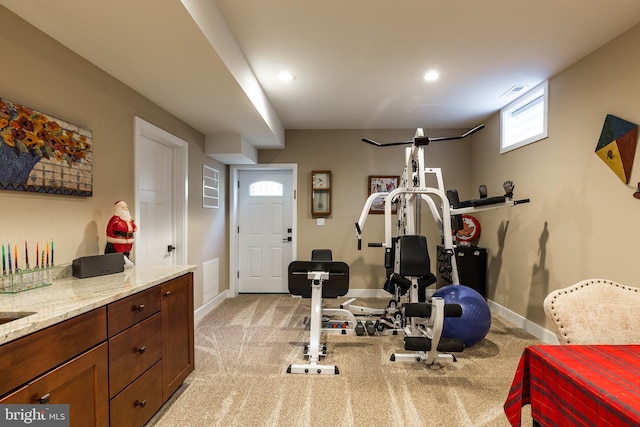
[387,235,465,365]
[287,260,352,375]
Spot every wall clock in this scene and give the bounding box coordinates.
[311,170,332,216]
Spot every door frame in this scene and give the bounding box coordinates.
[230,164,297,297]
[133,116,188,266]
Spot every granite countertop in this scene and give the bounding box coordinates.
[0,264,196,346]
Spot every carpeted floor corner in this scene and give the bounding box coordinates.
[147,294,538,427]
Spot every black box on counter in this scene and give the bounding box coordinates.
[72,253,125,278]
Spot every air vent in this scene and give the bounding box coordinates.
[500,85,528,97]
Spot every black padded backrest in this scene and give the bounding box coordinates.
[397,235,431,277]
[288,260,349,298]
[311,249,333,261]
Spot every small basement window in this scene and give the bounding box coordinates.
[500,81,548,154]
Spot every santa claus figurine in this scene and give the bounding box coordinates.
[105,200,137,259]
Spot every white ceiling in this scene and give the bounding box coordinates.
[2,0,640,153]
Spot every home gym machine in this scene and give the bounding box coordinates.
[287,259,354,375]
[352,125,529,364]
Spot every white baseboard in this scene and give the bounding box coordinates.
[194,289,229,326]
[487,299,559,344]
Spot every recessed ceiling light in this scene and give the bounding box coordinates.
[279,72,296,82]
[423,70,440,82]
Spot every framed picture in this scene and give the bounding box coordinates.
[0,97,93,197]
[368,175,400,214]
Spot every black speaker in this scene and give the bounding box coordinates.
[72,253,125,279]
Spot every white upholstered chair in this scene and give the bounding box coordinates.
[543,278,640,344]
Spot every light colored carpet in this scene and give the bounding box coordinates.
[147,294,538,427]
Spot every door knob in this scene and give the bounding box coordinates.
[167,245,176,252]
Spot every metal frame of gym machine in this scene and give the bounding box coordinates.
[349,125,529,364]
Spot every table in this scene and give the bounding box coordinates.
[504,345,640,427]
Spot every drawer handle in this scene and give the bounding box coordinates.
[137,399,147,408]
[138,346,146,354]
[164,291,171,297]
[135,304,145,312]
[38,393,51,404]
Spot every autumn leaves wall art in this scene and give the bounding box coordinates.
[0,97,92,197]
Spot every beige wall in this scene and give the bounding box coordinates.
[0,7,228,309]
[471,23,640,329]
[260,129,472,290]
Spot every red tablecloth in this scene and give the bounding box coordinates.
[504,345,640,427]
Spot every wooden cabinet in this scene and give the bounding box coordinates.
[0,272,194,427]
[107,272,194,427]
[0,309,108,426]
[29,343,109,427]
[0,308,106,397]
[161,273,194,400]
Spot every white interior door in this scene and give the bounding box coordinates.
[238,170,293,293]
[137,134,174,266]
[134,117,188,267]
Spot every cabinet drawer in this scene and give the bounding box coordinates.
[109,313,162,398]
[110,361,162,427]
[0,385,28,403]
[108,287,160,337]
[0,307,106,397]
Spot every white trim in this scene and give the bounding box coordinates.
[500,80,548,154]
[133,116,188,265]
[487,299,559,344]
[194,289,229,326]
[229,163,297,297]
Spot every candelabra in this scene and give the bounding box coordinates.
[0,240,55,293]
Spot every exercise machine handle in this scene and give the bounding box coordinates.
[514,198,530,205]
[362,124,484,147]
[368,243,383,247]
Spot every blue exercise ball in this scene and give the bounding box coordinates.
[432,284,491,347]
